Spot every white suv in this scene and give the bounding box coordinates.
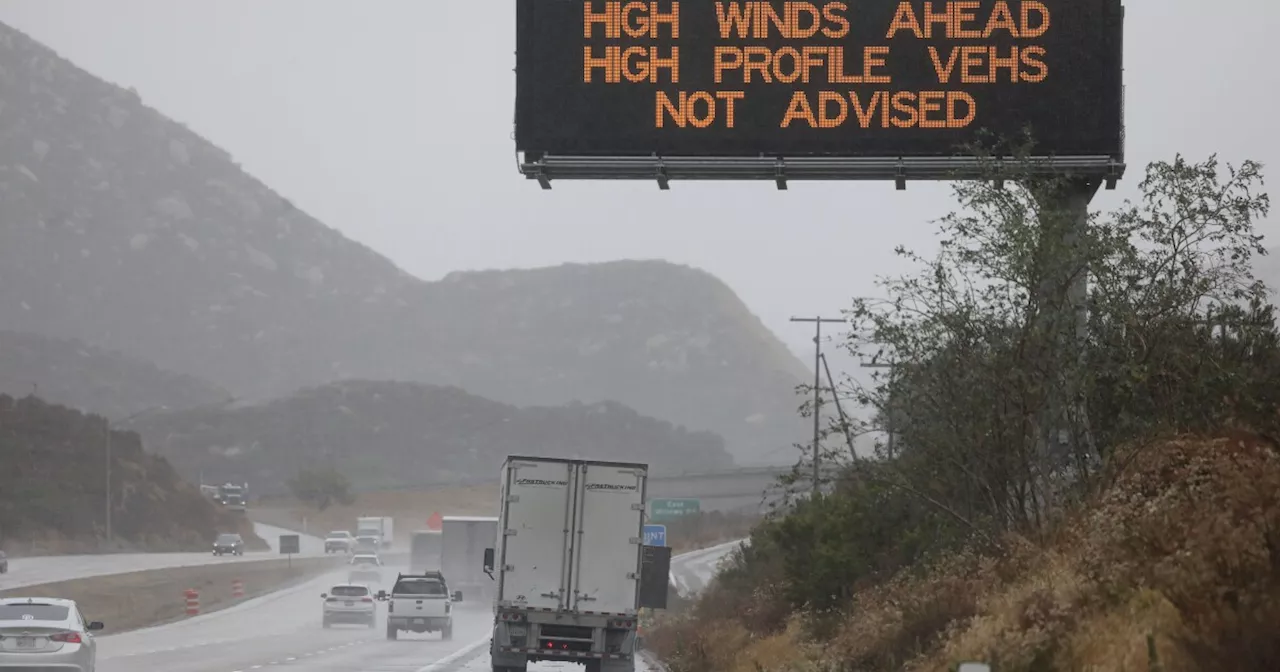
[321,584,376,629]
[378,571,461,641]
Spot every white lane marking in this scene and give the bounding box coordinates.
[413,636,491,672]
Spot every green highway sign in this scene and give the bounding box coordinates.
[649,498,701,522]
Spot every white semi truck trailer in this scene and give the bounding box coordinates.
[484,456,669,672]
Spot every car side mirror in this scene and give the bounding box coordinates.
[483,548,495,571]
[87,621,105,631]
[376,590,387,600]
[452,591,463,602]
[320,593,327,599]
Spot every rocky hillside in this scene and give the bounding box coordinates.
[126,380,735,495]
[0,330,230,419]
[0,394,261,553]
[0,22,806,463]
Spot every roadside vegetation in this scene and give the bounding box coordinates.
[648,155,1280,671]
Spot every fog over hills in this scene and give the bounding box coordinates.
[0,21,810,463]
[0,329,230,419]
[126,380,735,494]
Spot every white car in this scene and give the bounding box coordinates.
[0,597,104,671]
[321,584,376,629]
[347,553,384,586]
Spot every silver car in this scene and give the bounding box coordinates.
[0,597,104,671]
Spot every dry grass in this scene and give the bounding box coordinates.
[650,432,1280,672]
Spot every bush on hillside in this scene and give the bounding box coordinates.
[647,155,1279,671]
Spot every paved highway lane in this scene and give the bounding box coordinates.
[92,542,740,672]
[667,539,744,596]
[0,523,325,591]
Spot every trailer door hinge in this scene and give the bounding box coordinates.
[626,572,639,580]
[628,536,641,545]
[505,529,517,537]
[507,495,520,503]
[630,503,644,511]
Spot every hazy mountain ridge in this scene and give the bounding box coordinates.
[0,394,263,553]
[0,21,807,463]
[126,379,736,495]
[0,330,230,419]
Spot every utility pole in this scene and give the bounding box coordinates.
[860,359,896,457]
[104,421,112,542]
[790,316,846,496]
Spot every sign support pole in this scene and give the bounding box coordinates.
[1027,176,1103,501]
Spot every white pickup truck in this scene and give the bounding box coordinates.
[378,571,462,641]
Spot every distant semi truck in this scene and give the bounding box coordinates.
[410,530,444,572]
[440,516,498,603]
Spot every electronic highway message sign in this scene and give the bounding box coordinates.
[515,1,1125,184]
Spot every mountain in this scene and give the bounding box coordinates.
[413,261,810,463]
[125,380,736,494]
[0,394,263,553]
[0,330,230,420]
[0,21,807,463]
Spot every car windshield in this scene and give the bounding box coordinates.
[394,579,447,596]
[216,534,240,543]
[329,531,349,538]
[331,586,369,597]
[353,556,377,565]
[0,604,70,621]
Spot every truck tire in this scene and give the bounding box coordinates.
[441,623,453,640]
[386,625,398,641]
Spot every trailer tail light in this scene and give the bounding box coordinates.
[609,619,635,628]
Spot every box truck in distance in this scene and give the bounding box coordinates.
[484,456,668,672]
[440,516,498,603]
[410,530,443,571]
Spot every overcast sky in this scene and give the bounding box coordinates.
[1,0,1275,377]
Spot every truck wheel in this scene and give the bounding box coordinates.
[441,623,453,640]
[584,661,603,672]
[386,625,398,641]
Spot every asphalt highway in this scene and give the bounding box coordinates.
[91,541,742,672]
[0,523,327,591]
